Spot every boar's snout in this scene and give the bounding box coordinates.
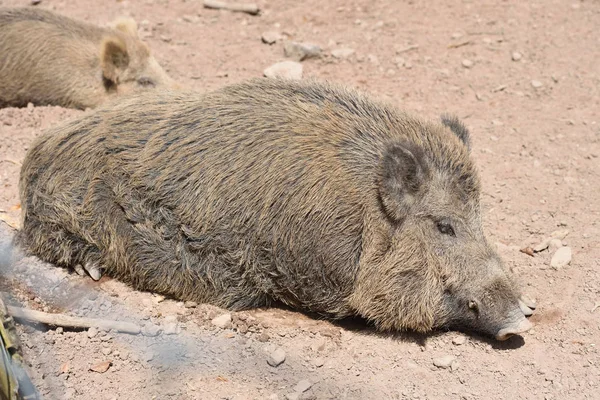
[495,309,533,341]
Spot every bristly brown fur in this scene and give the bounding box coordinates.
[0,7,176,109]
[17,78,525,337]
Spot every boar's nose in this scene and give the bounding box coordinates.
[495,312,533,341]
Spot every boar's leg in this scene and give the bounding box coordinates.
[82,174,269,308]
[83,260,104,281]
[19,211,102,276]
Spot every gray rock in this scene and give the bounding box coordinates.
[295,380,312,393]
[267,347,286,367]
[211,313,232,329]
[551,246,572,269]
[331,48,355,59]
[433,355,456,369]
[284,41,322,61]
[264,61,303,80]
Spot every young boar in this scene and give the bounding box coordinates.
[0,7,176,109]
[18,79,535,340]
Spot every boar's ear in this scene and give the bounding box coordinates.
[101,36,130,84]
[378,141,429,222]
[441,114,471,150]
[110,17,139,37]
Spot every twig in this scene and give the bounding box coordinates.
[447,40,472,49]
[396,44,419,54]
[7,306,141,334]
[203,0,260,15]
[0,159,21,166]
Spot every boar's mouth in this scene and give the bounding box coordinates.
[495,309,533,341]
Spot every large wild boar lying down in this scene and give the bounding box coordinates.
[18,79,535,340]
[0,7,176,109]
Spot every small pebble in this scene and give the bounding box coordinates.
[313,357,325,367]
[548,238,563,252]
[295,379,313,393]
[512,51,522,61]
[267,347,286,367]
[211,313,232,329]
[284,41,322,61]
[551,229,569,240]
[263,61,303,80]
[462,59,473,68]
[531,80,543,88]
[452,336,467,346]
[433,355,456,369]
[101,347,112,356]
[331,48,355,59]
[550,246,572,269]
[258,332,270,342]
[533,238,552,252]
[87,327,98,339]
[262,31,283,45]
[184,301,198,308]
[285,394,299,400]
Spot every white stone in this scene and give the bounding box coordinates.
[551,246,572,269]
[263,61,303,80]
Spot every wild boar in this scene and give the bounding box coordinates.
[17,78,535,340]
[0,7,177,109]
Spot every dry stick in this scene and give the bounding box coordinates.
[447,40,472,49]
[7,306,141,334]
[203,0,260,15]
[395,44,419,54]
[0,159,21,166]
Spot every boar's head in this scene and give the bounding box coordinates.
[352,115,534,341]
[100,17,178,96]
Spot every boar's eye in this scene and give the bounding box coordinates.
[137,77,156,87]
[437,221,455,236]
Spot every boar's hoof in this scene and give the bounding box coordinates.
[495,316,533,341]
[83,261,104,281]
[73,264,86,277]
[518,299,535,317]
[519,295,537,310]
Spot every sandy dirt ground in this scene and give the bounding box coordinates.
[0,0,599,399]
